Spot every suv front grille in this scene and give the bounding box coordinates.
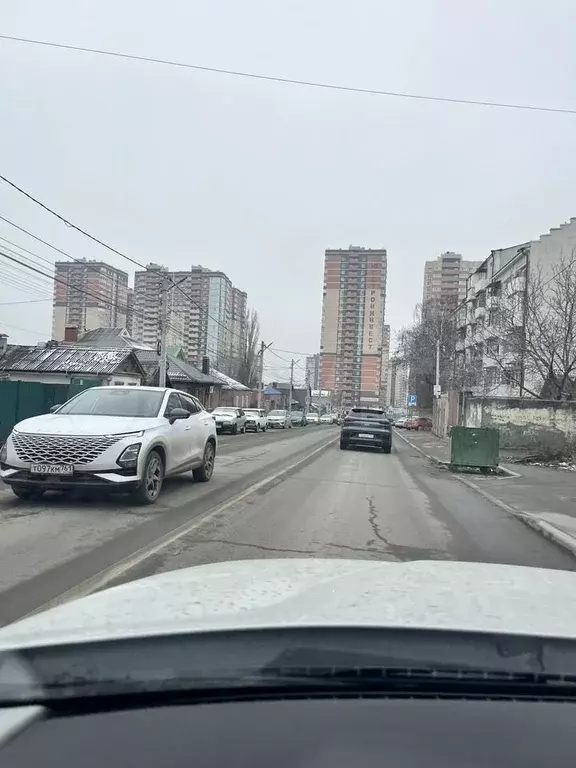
[12,433,123,465]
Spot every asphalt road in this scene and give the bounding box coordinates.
[0,425,574,625]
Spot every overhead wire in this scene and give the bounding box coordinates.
[0,175,247,346]
[0,216,243,367]
[0,243,244,370]
[1,33,575,115]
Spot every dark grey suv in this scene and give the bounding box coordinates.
[340,407,392,453]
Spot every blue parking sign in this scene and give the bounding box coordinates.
[408,394,417,407]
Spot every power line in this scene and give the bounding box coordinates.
[1,34,575,116]
[0,298,51,305]
[0,177,247,345]
[0,318,51,336]
[273,346,317,357]
[0,245,243,368]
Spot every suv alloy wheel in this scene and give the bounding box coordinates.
[133,449,164,505]
[193,441,215,482]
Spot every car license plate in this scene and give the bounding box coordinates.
[30,464,73,475]
[358,433,374,439]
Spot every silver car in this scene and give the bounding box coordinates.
[267,409,293,429]
[0,386,217,505]
[211,407,247,435]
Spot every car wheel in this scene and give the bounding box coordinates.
[232,424,238,435]
[383,444,392,454]
[255,424,260,432]
[193,441,215,483]
[133,449,164,505]
[11,485,44,500]
[339,439,348,450]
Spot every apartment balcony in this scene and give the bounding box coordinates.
[472,276,488,293]
[475,305,486,319]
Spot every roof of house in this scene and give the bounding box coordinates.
[209,368,251,391]
[135,350,220,386]
[75,327,152,350]
[0,344,145,376]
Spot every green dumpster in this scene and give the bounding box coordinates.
[450,426,499,470]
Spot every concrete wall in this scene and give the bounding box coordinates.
[463,396,576,455]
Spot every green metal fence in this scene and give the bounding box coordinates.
[0,380,100,441]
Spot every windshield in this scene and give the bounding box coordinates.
[213,408,236,414]
[57,388,164,418]
[244,409,260,415]
[268,410,286,416]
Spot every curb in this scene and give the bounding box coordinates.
[395,429,576,560]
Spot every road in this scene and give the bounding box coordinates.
[0,424,574,626]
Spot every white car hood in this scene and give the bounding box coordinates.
[2,559,576,650]
[13,414,164,436]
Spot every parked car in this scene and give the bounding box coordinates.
[393,417,409,428]
[331,413,341,425]
[340,406,392,453]
[320,413,333,424]
[307,412,319,424]
[243,408,268,432]
[290,410,307,426]
[267,409,292,429]
[0,386,217,505]
[406,417,432,431]
[212,407,247,435]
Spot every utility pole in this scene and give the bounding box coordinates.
[256,341,272,408]
[158,272,169,388]
[435,338,440,394]
[288,358,300,413]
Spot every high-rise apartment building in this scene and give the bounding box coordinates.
[320,246,387,407]
[305,354,320,390]
[126,288,134,336]
[380,325,391,405]
[422,252,480,310]
[132,264,247,375]
[390,359,410,408]
[52,260,129,341]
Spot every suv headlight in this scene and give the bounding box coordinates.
[0,441,7,464]
[117,443,142,468]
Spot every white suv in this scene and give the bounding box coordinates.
[243,408,268,432]
[0,386,217,505]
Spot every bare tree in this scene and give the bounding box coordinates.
[236,308,260,387]
[396,302,458,407]
[481,250,576,399]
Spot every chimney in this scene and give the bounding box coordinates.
[0,334,7,357]
[202,356,210,375]
[64,326,78,343]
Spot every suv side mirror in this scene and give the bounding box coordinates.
[169,407,190,425]
[49,404,62,413]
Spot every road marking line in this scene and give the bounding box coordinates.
[24,433,339,618]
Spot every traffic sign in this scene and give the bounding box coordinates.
[408,394,417,407]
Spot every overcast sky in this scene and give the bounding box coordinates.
[1,0,575,382]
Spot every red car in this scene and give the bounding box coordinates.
[406,417,432,431]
